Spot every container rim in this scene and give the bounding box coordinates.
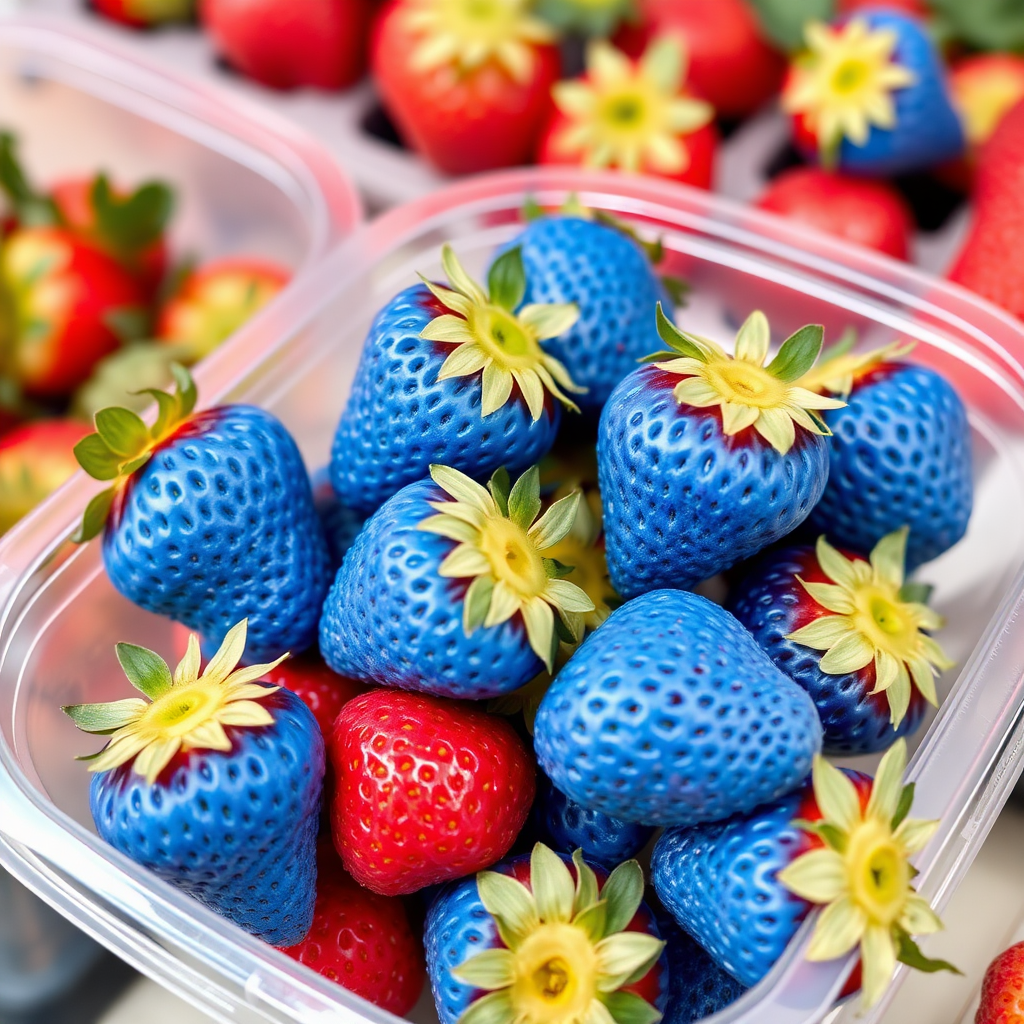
[2,167,1024,1024]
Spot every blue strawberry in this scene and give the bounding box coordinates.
[533,589,822,827]
[598,308,843,599]
[652,742,955,1006]
[800,350,972,571]
[319,464,595,698]
[312,466,366,570]
[729,528,953,755]
[424,843,668,1024]
[329,245,583,516]
[73,366,331,662]
[63,619,324,946]
[655,912,746,1024]
[530,774,654,867]
[498,210,679,414]
[783,10,964,177]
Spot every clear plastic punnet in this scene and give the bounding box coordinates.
[0,14,361,1014]
[1,168,1024,1024]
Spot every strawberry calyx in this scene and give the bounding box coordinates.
[782,18,917,166]
[72,362,197,542]
[645,306,845,455]
[0,132,59,228]
[778,741,958,1009]
[82,174,174,268]
[63,618,286,786]
[796,333,915,398]
[419,244,583,420]
[550,37,713,175]
[418,463,595,670]
[785,528,953,729]
[453,843,665,1024]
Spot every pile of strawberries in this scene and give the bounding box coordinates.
[0,132,289,536]
[61,190,980,1020]
[89,0,1024,325]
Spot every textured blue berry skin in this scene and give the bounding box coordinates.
[319,479,542,698]
[807,11,964,177]
[533,590,822,827]
[500,216,671,413]
[425,855,669,1024]
[656,911,747,1024]
[729,545,928,755]
[530,774,655,867]
[90,688,324,947]
[311,466,367,571]
[425,876,501,1024]
[330,284,560,515]
[807,364,972,571]
[103,406,332,663]
[598,365,830,598]
[652,787,811,988]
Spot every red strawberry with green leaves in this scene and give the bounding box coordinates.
[652,741,957,1006]
[63,619,324,946]
[756,166,914,261]
[283,842,425,1013]
[329,689,536,895]
[72,365,332,663]
[948,97,1024,320]
[976,942,1024,1024]
[538,37,717,189]
[0,418,91,533]
[0,226,146,397]
[200,0,371,90]
[156,258,289,362]
[424,843,668,1024]
[729,528,953,755]
[371,0,559,174]
[615,0,785,118]
[91,0,194,27]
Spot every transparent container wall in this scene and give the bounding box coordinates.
[2,169,1024,1024]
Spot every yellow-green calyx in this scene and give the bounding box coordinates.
[648,307,845,455]
[786,528,953,728]
[796,334,915,398]
[454,844,665,1024]
[419,464,595,671]
[404,0,555,82]
[420,245,583,422]
[782,18,917,165]
[62,619,286,785]
[72,362,197,542]
[551,38,713,175]
[778,741,958,1009]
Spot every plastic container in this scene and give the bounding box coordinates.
[2,167,1024,1024]
[0,15,360,1013]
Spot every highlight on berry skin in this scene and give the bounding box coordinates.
[418,464,594,671]
[778,740,958,1008]
[62,619,286,785]
[453,843,665,1024]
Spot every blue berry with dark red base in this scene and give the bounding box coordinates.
[330,245,584,515]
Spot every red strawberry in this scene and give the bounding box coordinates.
[0,418,91,533]
[977,942,1024,1023]
[330,690,535,896]
[283,843,425,1014]
[200,0,371,90]
[50,175,173,300]
[948,98,1024,320]
[756,166,914,261]
[262,655,368,743]
[370,0,560,174]
[1,227,145,396]
[615,0,785,118]
[155,258,289,361]
[537,37,717,188]
[91,0,194,26]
